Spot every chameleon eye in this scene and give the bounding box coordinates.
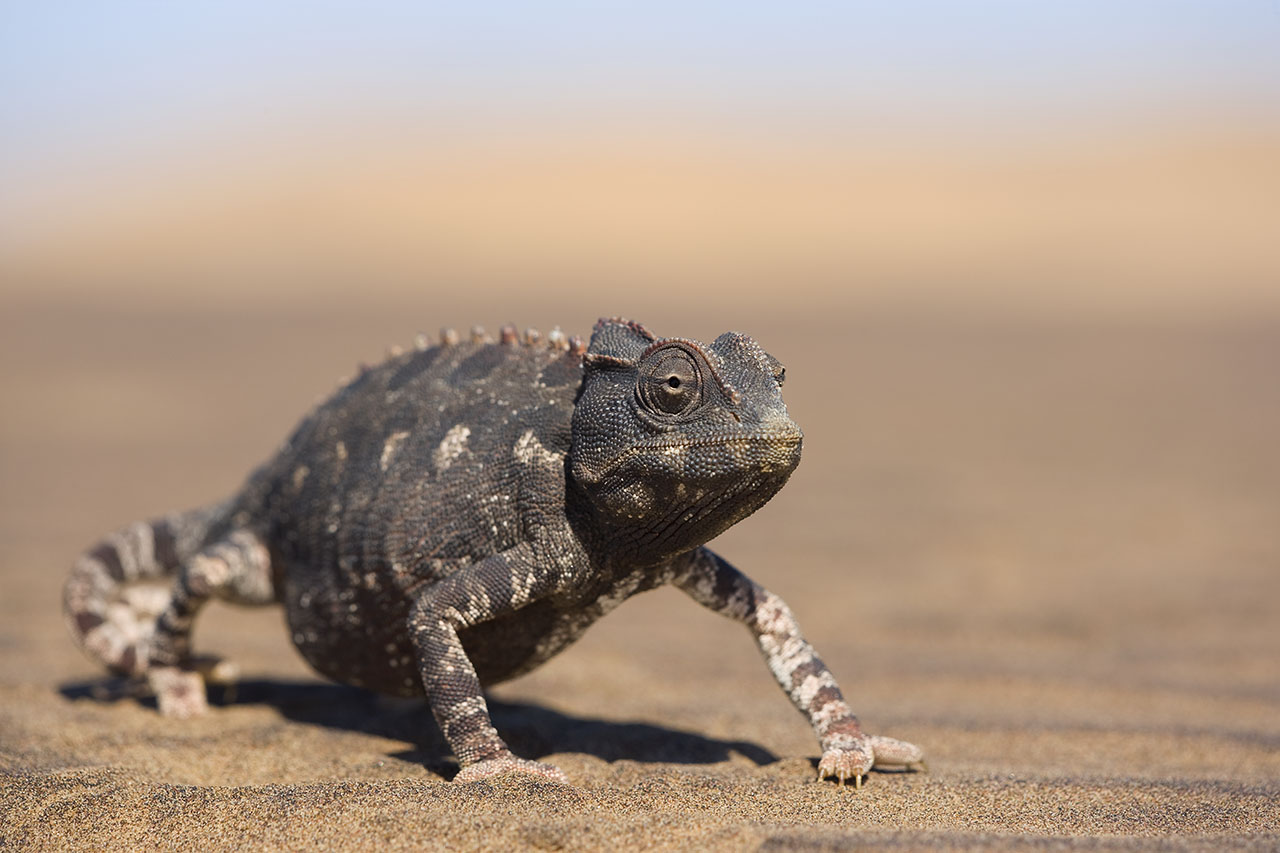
[761,352,786,386]
[640,347,701,416]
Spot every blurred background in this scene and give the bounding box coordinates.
[2,1,1277,315]
[1,2,1278,787]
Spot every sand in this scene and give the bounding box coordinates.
[1,289,1277,850]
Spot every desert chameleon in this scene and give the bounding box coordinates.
[64,317,923,787]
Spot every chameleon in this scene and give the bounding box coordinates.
[64,317,923,787]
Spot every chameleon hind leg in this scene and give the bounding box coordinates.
[147,529,275,718]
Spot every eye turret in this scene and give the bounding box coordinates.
[762,352,786,386]
[638,346,702,416]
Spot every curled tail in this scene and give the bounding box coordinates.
[64,502,230,677]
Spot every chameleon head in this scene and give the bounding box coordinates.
[569,318,802,559]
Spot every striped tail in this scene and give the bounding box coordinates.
[64,502,229,677]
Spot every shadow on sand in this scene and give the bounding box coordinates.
[59,677,778,778]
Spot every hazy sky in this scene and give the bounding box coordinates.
[2,2,1278,189]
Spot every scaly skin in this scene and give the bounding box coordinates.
[64,318,923,787]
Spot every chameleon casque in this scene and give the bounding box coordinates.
[64,318,923,787]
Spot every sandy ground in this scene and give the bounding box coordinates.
[1,289,1278,850]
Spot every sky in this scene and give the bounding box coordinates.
[1,2,1278,232]
[4,3,1277,132]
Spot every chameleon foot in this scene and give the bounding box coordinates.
[147,665,208,718]
[865,734,925,769]
[454,756,570,785]
[817,734,924,788]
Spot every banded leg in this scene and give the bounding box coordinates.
[407,542,581,784]
[64,517,187,677]
[64,504,230,677]
[671,547,923,787]
[148,529,274,718]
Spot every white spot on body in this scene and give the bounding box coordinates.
[513,429,563,468]
[434,424,471,472]
[509,570,538,608]
[449,695,488,721]
[380,430,411,471]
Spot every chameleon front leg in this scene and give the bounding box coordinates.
[671,547,924,787]
[407,542,579,784]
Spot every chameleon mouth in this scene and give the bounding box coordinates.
[634,427,802,450]
[595,428,803,478]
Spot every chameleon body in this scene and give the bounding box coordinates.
[64,318,922,785]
